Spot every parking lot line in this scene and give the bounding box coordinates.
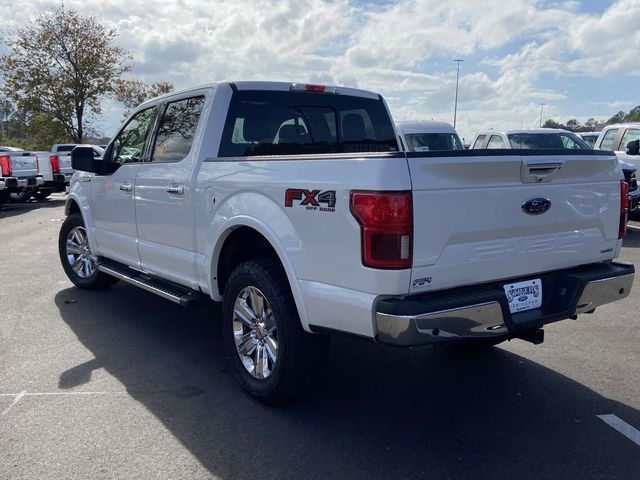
[597,414,640,447]
[1,390,26,417]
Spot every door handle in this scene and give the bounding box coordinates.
[166,184,184,196]
[119,183,133,193]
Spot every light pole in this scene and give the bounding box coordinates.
[453,59,463,128]
[539,103,545,127]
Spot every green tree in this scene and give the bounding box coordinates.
[565,119,582,131]
[607,111,627,124]
[114,79,174,118]
[0,7,131,143]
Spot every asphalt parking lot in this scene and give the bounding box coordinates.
[1,193,639,479]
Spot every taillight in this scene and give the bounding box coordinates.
[350,191,412,269]
[0,155,11,177]
[35,156,40,174]
[619,180,629,239]
[50,155,60,174]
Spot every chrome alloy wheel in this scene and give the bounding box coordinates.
[65,226,96,279]
[232,286,278,379]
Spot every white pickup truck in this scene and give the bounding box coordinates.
[0,147,44,206]
[59,82,635,402]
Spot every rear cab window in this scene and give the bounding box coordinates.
[508,133,589,149]
[218,90,398,157]
[404,133,463,152]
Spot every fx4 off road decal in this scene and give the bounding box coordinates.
[285,189,336,212]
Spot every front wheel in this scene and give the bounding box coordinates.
[221,258,328,403]
[58,212,118,289]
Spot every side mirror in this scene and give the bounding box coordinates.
[71,146,105,174]
[626,139,640,156]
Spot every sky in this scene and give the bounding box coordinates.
[1,0,639,142]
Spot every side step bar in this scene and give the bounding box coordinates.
[99,259,204,306]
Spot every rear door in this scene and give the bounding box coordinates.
[134,94,206,288]
[406,150,621,294]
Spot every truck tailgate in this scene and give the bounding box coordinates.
[407,150,622,293]
[9,153,39,178]
[58,154,74,175]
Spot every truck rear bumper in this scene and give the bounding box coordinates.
[374,262,634,347]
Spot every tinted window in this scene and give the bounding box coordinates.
[599,129,619,151]
[508,133,589,149]
[404,133,463,151]
[487,135,507,149]
[472,135,487,149]
[111,108,157,165]
[152,96,205,163]
[620,129,640,149]
[56,145,75,152]
[218,90,398,157]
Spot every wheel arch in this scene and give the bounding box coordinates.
[210,217,311,332]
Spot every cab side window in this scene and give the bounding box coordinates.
[620,129,640,148]
[599,129,619,151]
[111,108,157,165]
[151,96,205,163]
[472,134,487,149]
[487,135,507,149]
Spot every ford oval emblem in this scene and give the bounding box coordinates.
[522,197,551,215]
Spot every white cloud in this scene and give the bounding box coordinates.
[0,0,638,139]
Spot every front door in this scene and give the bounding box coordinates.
[90,107,157,267]
[134,95,206,287]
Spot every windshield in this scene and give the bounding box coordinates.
[219,90,398,157]
[507,133,590,149]
[404,133,463,152]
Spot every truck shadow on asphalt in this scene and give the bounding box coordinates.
[54,284,640,479]
[0,197,66,219]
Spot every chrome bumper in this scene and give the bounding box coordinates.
[376,302,506,345]
[375,262,634,347]
[574,273,634,314]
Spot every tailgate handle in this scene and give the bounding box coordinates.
[521,160,564,183]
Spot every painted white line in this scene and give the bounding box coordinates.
[0,391,127,397]
[1,390,26,416]
[597,414,640,447]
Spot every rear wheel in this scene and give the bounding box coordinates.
[58,212,118,290]
[221,258,328,403]
[0,191,8,207]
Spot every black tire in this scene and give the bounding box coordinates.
[34,190,52,201]
[9,188,33,203]
[0,191,8,207]
[58,212,119,290]
[221,258,328,403]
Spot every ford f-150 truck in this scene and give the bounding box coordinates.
[0,147,44,205]
[59,82,635,402]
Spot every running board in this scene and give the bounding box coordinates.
[98,259,204,306]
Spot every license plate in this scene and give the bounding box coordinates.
[503,278,542,314]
